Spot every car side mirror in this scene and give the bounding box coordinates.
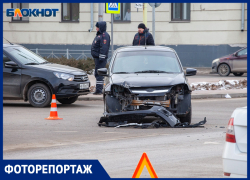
[97,68,108,76]
[233,52,237,57]
[185,68,197,76]
[5,61,19,68]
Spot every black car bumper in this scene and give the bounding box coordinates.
[54,80,90,98]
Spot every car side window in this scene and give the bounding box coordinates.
[3,54,13,66]
[237,48,247,56]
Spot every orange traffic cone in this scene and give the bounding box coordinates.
[45,94,63,120]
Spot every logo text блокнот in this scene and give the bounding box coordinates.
[6,8,59,17]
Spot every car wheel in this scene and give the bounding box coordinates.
[57,96,78,104]
[179,105,192,124]
[233,73,244,76]
[28,83,51,107]
[218,64,230,76]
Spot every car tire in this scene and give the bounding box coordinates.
[179,105,192,124]
[233,73,244,76]
[218,64,231,76]
[28,83,52,108]
[57,96,78,104]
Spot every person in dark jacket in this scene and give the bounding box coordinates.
[132,23,155,46]
[91,21,110,95]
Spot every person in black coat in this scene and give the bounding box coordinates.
[132,23,155,46]
[91,21,110,95]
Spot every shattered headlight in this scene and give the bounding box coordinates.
[53,72,74,81]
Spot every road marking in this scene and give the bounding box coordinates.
[204,142,220,145]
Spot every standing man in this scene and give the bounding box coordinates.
[132,23,155,46]
[124,9,131,21]
[91,21,110,95]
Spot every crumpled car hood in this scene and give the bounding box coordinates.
[111,73,186,87]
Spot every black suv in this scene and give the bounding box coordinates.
[3,44,90,107]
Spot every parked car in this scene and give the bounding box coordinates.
[3,43,90,107]
[222,106,247,178]
[212,47,247,76]
[98,46,196,126]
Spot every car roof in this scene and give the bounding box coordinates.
[115,46,175,52]
[3,43,21,48]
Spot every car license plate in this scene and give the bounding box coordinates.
[80,83,89,89]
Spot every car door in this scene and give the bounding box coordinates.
[232,48,247,72]
[3,53,22,98]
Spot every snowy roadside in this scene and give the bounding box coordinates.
[191,79,247,91]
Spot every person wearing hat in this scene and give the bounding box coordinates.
[132,23,155,46]
[91,21,110,95]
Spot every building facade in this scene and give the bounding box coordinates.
[3,3,247,67]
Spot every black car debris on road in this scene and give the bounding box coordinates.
[3,44,90,107]
[97,46,199,128]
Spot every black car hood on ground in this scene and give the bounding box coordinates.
[27,63,87,75]
[111,73,186,88]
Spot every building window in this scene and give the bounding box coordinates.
[11,3,29,22]
[171,3,190,21]
[114,3,131,22]
[61,3,79,22]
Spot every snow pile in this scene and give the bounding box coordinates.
[191,79,247,91]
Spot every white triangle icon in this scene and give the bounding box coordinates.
[109,3,117,8]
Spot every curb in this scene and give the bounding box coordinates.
[191,93,247,99]
[78,93,247,101]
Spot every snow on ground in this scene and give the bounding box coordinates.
[191,79,247,91]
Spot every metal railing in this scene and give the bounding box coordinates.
[30,48,112,60]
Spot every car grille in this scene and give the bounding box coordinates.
[74,75,88,82]
[130,86,170,94]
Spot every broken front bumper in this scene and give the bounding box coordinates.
[99,106,180,127]
[98,105,207,128]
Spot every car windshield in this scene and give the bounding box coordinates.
[112,51,182,74]
[5,46,48,65]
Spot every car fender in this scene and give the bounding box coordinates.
[183,79,192,92]
[22,77,54,101]
[104,76,113,93]
[177,93,191,116]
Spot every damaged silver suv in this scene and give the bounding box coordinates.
[97,46,197,127]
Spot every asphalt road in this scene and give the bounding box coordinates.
[3,98,247,178]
